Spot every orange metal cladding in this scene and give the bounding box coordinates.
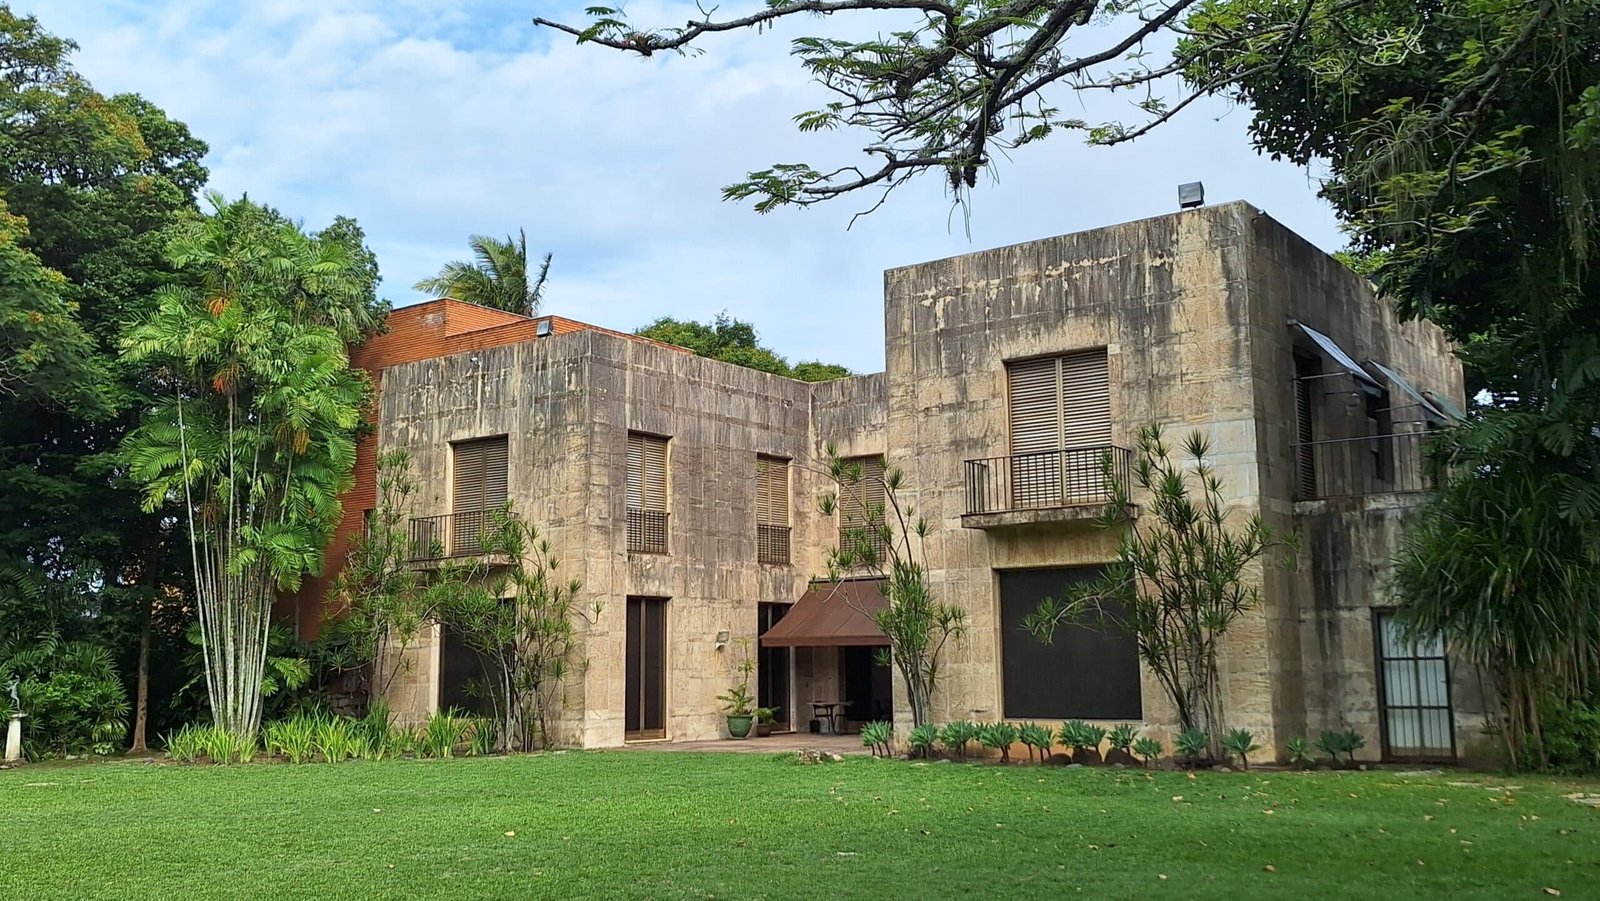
[280,299,690,638]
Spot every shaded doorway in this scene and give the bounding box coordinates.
[757,603,793,731]
[626,597,667,740]
[842,646,892,727]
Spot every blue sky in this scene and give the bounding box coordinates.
[31,0,1340,373]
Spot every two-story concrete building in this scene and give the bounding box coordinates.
[305,201,1477,762]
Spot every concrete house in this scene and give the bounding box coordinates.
[301,201,1477,762]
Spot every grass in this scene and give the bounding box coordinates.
[3,752,1597,899]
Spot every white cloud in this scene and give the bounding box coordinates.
[29,0,1339,373]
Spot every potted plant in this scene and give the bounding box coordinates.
[755,707,777,738]
[717,649,756,739]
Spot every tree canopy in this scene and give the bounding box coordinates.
[535,0,1342,214]
[635,313,853,381]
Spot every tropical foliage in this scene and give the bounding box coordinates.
[0,632,129,758]
[635,313,852,381]
[121,195,377,738]
[432,510,599,751]
[1026,426,1295,756]
[819,447,966,726]
[1186,0,1600,770]
[413,229,551,316]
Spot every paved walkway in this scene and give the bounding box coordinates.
[617,733,866,756]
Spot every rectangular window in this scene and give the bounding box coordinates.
[838,454,887,562]
[627,432,669,554]
[1375,611,1454,760]
[997,567,1142,720]
[1365,389,1394,484]
[756,455,791,565]
[451,435,508,555]
[1006,350,1111,508]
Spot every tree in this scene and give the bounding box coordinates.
[534,0,1337,213]
[121,194,375,738]
[818,447,965,726]
[0,200,107,409]
[0,8,208,751]
[435,511,598,751]
[636,313,853,381]
[413,229,551,316]
[1187,0,1600,767]
[1025,426,1295,754]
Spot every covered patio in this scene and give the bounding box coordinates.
[761,577,894,735]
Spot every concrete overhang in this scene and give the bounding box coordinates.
[960,504,1139,531]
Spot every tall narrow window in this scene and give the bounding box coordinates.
[838,455,887,562]
[450,436,508,555]
[1006,350,1111,508]
[756,455,791,565]
[1293,354,1319,499]
[1365,389,1394,484]
[627,432,669,554]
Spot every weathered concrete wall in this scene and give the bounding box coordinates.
[360,203,1467,761]
[880,203,1271,746]
[1244,210,1467,759]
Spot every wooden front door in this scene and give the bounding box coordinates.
[757,603,792,731]
[625,597,667,740]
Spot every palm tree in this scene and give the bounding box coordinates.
[413,229,552,317]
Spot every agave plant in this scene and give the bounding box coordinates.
[940,721,978,760]
[1018,722,1054,763]
[1222,728,1259,768]
[907,723,939,759]
[1133,736,1163,768]
[1285,737,1315,768]
[1058,720,1106,763]
[860,721,893,757]
[1175,728,1209,765]
[978,722,1019,763]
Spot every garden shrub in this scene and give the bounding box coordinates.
[1018,722,1053,762]
[939,721,977,759]
[1539,695,1600,774]
[0,634,129,758]
[860,720,893,757]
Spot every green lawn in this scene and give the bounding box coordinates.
[3,752,1597,899]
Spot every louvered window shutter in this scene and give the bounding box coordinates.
[1059,349,1111,447]
[628,433,668,512]
[755,455,788,525]
[1007,358,1061,454]
[482,437,509,507]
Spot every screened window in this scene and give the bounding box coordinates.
[838,454,887,562]
[998,567,1141,720]
[627,432,669,554]
[451,436,508,555]
[756,455,791,564]
[1375,611,1454,760]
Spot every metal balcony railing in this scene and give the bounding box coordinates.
[407,510,506,562]
[757,524,790,565]
[628,508,669,554]
[1293,430,1434,500]
[963,445,1132,516]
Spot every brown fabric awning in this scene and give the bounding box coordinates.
[760,578,889,647]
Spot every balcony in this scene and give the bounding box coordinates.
[1293,430,1434,501]
[406,510,516,568]
[628,508,669,554]
[757,524,791,565]
[962,445,1132,529]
